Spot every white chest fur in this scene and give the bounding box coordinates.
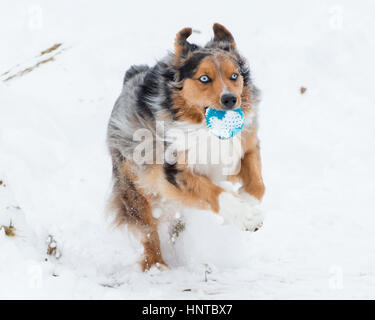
[165,121,248,183]
[187,130,243,182]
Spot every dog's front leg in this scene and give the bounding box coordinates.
[160,163,224,213]
[218,144,265,232]
[238,144,265,201]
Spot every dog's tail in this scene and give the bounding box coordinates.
[123,65,150,84]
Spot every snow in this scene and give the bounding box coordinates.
[1,0,375,299]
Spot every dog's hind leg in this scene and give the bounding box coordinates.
[111,161,167,271]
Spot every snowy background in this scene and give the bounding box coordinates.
[1,0,374,299]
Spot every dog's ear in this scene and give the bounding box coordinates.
[213,23,236,49]
[174,27,192,64]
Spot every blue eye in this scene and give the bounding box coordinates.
[231,73,238,80]
[199,75,211,83]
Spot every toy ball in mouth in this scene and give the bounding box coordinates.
[205,107,244,139]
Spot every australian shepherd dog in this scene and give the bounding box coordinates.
[107,24,265,271]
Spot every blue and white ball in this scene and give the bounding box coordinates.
[206,107,244,139]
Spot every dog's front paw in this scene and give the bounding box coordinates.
[236,205,264,232]
[218,192,264,232]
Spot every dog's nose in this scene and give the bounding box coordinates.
[221,94,237,109]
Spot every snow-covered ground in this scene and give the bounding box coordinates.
[1,0,375,299]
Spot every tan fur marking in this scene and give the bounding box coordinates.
[240,85,252,115]
[241,129,259,152]
[163,167,223,213]
[227,129,265,200]
[140,164,224,213]
[237,135,265,200]
[172,94,204,123]
[240,148,265,200]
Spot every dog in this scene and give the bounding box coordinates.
[107,23,265,271]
